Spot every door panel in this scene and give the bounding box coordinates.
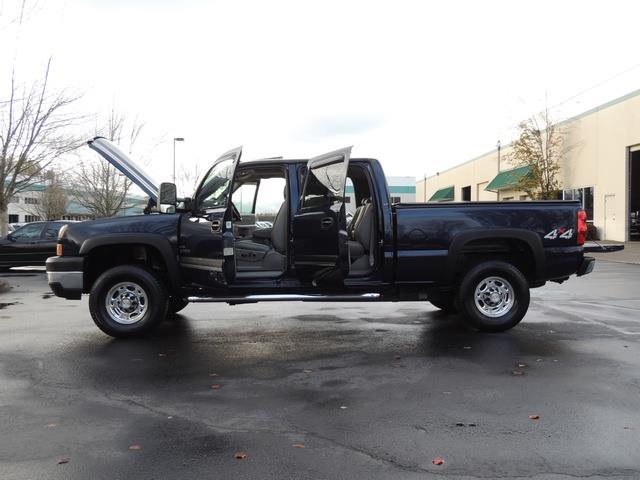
[179,147,242,287]
[293,147,352,282]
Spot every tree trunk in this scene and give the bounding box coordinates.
[0,204,8,238]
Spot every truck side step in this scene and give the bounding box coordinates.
[187,293,381,305]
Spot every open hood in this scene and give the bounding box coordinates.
[87,137,159,202]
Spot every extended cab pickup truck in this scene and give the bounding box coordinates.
[46,137,619,338]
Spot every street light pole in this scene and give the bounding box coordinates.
[173,137,184,183]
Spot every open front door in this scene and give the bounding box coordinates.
[179,147,242,287]
[293,146,352,285]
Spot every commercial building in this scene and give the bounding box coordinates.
[416,89,640,241]
[346,176,415,214]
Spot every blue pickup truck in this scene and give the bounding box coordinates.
[46,138,618,338]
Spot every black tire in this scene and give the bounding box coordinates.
[429,294,457,313]
[455,260,530,332]
[168,297,189,314]
[89,265,168,338]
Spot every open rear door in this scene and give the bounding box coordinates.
[292,146,352,286]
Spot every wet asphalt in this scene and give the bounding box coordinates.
[0,262,639,479]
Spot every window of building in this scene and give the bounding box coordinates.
[390,196,401,204]
[8,214,19,223]
[461,186,471,201]
[24,197,39,205]
[563,186,594,220]
[9,196,19,204]
[24,215,41,222]
[502,197,514,201]
[519,195,528,201]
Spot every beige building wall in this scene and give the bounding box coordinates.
[416,89,640,241]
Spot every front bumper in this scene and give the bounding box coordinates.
[46,256,84,299]
[577,256,595,277]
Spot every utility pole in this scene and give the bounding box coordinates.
[496,140,501,172]
[423,174,427,202]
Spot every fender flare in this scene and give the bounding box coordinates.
[79,233,181,290]
[443,229,545,286]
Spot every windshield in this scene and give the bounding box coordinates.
[196,158,235,209]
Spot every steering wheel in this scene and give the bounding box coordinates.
[231,202,242,221]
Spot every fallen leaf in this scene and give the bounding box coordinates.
[303,369,313,374]
[391,363,402,368]
[292,443,305,448]
[234,451,247,460]
[468,423,477,427]
[511,370,526,376]
[211,384,221,390]
[455,422,464,427]
[432,457,445,465]
[463,346,472,350]
[209,373,218,377]
[129,444,142,450]
[528,415,540,420]
[623,426,631,430]
[339,405,348,409]
[57,457,70,465]
[46,423,57,428]
[158,353,166,357]
[516,362,528,368]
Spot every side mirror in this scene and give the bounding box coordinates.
[159,182,177,213]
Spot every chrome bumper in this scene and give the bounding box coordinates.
[46,256,84,299]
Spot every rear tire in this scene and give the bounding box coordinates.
[455,260,529,332]
[89,265,168,338]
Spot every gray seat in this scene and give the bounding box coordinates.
[347,199,375,276]
[235,200,288,274]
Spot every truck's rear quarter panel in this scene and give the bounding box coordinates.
[393,201,583,285]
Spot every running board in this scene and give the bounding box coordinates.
[187,293,381,304]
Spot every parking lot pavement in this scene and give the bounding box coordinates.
[0,262,639,480]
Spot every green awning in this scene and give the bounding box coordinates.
[485,165,532,191]
[429,186,454,202]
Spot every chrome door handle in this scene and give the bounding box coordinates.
[211,220,221,233]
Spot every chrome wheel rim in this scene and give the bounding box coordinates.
[105,282,148,325]
[474,276,514,318]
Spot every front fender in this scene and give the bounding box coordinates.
[79,233,181,290]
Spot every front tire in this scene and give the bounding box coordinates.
[456,261,530,332]
[89,265,168,338]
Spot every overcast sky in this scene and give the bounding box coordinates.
[2,0,640,194]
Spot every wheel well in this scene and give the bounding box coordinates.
[453,238,536,285]
[83,244,169,293]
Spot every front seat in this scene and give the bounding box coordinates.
[235,198,288,274]
[347,199,375,276]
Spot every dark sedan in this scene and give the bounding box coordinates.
[0,221,74,269]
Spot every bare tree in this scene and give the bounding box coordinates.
[71,107,145,218]
[176,160,203,198]
[0,59,82,235]
[510,108,571,200]
[23,170,68,220]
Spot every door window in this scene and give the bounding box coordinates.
[197,158,235,209]
[255,177,286,223]
[302,161,347,209]
[11,223,44,241]
[43,223,65,240]
[231,183,257,215]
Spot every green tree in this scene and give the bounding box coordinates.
[510,108,570,200]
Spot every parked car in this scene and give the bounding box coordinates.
[0,221,75,269]
[7,223,25,234]
[46,137,622,338]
